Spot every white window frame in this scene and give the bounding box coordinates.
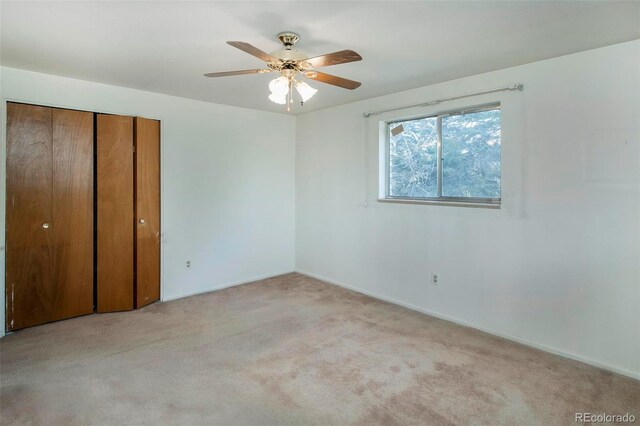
[381,102,501,208]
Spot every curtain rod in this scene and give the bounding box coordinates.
[362,83,524,118]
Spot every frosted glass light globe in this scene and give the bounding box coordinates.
[269,76,290,96]
[295,81,318,102]
[268,93,287,105]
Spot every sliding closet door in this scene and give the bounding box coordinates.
[134,117,161,308]
[51,108,94,320]
[6,104,93,331]
[97,114,134,312]
[6,104,54,331]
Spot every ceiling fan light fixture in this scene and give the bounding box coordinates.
[295,81,318,102]
[268,92,287,105]
[269,76,290,96]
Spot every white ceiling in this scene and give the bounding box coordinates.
[1,1,639,114]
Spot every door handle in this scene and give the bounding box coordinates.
[42,222,50,229]
[139,218,145,224]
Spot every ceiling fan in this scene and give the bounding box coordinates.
[204,32,362,111]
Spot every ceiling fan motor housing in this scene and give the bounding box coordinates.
[270,48,308,62]
[271,32,308,65]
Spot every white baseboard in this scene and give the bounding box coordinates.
[295,269,640,381]
[162,270,295,302]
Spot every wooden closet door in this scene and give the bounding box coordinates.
[51,109,94,320]
[6,104,93,331]
[6,103,54,331]
[134,117,161,308]
[97,114,134,312]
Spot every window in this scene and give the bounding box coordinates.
[384,104,501,205]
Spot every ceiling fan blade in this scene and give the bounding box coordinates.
[227,41,278,63]
[304,50,362,68]
[204,69,271,77]
[308,71,361,90]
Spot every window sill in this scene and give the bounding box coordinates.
[378,198,501,209]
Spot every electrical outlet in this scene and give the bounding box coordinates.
[186,260,191,269]
[431,273,439,285]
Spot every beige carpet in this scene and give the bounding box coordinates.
[1,273,638,425]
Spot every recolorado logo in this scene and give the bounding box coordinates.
[575,413,636,423]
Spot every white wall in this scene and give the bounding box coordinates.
[0,67,296,334]
[295,40,640,379]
